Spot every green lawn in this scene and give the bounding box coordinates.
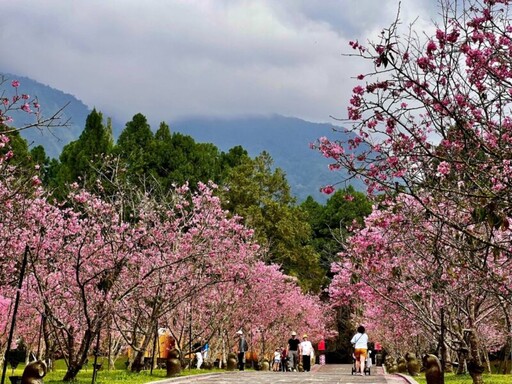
[414,372,511,384]
[3,358,227,384]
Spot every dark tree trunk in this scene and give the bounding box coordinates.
[465,329,485,384]
[62,329,95,382]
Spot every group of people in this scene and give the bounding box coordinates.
[192,337,209,369]
[234,329,316,372]
[271,331,315,372]
[223,324,370,373]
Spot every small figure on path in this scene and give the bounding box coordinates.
[192,337,203,369]
[280,346,288,371]
[201,341,209,361]
[236,329,249,371]
[287,331,300,371]
[300,334,314,372]
[318,337,326,365]
[350,325,369,375]
[272,347,281,371]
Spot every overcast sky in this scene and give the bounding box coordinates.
[1,0,436,126]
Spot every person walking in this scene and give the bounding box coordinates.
[201,341,209,362]
[192,337,203,369]
[318,337,326,365]
[300,334,314,372]
[350,325,369,375]
[236,330,248,371]
[280,346,288,372]
[287,331,300,371]
[272,347,281,371]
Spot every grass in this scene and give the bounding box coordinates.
[413,372,511,384]
[3,358,227,384]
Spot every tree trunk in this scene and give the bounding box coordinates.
[499,336,512,374]
[483,350,491,374]
[131,322,156,372]
[441,343,452,373]
[456,349,467,375]
[498,308,512,374]
[62,328,95,381]
[465,329,485,384]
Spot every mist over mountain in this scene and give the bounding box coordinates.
[3,73,359,202]
[171,115,355,201]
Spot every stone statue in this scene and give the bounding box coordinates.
[385,355,398,373]
[422,354,443,384]
[226,352,237,371]
[21,361,47,384]
[397,356,407,373]
[405,352,421,376]
[166,348,181,377]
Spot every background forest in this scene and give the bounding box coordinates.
[0,74,372,382]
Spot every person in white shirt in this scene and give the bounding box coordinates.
[350,325,369,375]
[272,347,281,371]
[299,334,314,372]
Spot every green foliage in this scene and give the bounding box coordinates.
[0,128,48,191]
[48,109,113,199]
[114,119,238,195]
[301,186,372,277]
[149,124,191,189]
[221,152,325,292]
[0,127,40,169]
[30,145,49,168]
[149,128,219,194]
[113,113,154,184]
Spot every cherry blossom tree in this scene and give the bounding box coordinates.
[329,194,511,379]
[0,77,70,379]
[111,182,262,371]
[315,0,512,293]
[165,260,333,367]
[240,262,332,362]
[315,1,512,381]
[0,78,335,381]
[1,76,68,134]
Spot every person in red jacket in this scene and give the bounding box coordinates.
[318,338,326,365]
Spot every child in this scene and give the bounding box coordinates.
[281,346,289,371]
[273,347,282,371]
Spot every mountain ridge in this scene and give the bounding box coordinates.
[2,73,355,202]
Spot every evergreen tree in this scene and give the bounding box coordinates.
[114,113,154,189]
[302,186,372,278]
[150,127,224,191]
[0,127,48,183]
[222,152,325,292]
[48,109,113,198]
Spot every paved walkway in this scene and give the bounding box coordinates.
[148,365,419,384]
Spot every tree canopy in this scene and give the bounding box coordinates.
[314,0,512,379]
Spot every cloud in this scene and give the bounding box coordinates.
[0,0,436,126]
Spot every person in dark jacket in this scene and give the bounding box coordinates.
[236,330,248,371]
[287,331,300,371]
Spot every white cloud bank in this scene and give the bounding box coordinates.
[1,0,435,125]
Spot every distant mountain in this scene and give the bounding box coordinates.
[171,115,358,201]
[1,73,90,159]
[2,73,359,202]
